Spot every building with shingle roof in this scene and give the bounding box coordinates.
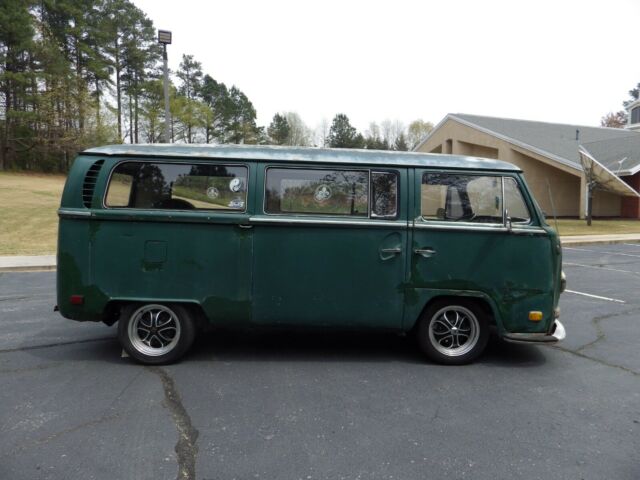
[414,113,640,218]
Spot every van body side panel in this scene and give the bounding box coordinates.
[87,214,253,325]
[251,223,407,328]
[250,164,408,329]
[57,218,103,321]
[408,168,555,334]
[58,156,254,324]
[409,227,553,333]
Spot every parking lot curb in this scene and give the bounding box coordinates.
[561,236,640,247]
[0,255,56,273]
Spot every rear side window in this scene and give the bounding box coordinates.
[265,168,369,216]
[105,162,248,211]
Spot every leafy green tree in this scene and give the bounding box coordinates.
[176,54,203,101]
[407,119,434,150]
[139,79,165,142]
[200,74,230,143]
[175,54,205,143]
[226,86,260,144]
[267,113,290,145]
[120,5,160,143]
[0,0,35,169]
[328,114,362,148]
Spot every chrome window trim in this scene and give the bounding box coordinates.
[420,172,534,227]
[58,208,93,218]
[102,159,250,214]
[250,216,406,229]
[503,176,533,226]
[412,220,547,235]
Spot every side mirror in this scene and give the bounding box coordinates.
[504,209,512,232]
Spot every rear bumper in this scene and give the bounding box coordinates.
[503,320,566,345]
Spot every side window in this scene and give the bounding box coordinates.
[265,168,368,216]
[504,177,531,223]
[421,173,503,224]
[105,162,248,211]
[371,171,398,218]
[105,172,133,207]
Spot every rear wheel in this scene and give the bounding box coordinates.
[118,303,196,365]
[417,299,489,365]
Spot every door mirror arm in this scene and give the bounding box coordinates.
[504,209,512,232]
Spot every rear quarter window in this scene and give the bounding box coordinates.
[105,162,248,212]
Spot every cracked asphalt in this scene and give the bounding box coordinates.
[1,243,639,480]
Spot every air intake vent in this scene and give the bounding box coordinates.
[82,159,104,208]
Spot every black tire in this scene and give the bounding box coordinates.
[417,298,489,365]
[118,303,196,365]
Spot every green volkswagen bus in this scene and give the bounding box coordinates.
[56,144,566,365]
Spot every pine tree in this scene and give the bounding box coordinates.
[328,114,362,148]
[267,113,290,145]
[394,132,408,151]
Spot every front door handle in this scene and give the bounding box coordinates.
[414,248,436,258]
[237,223,253,229]
[380,247,402,255]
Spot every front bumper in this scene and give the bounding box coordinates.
[502,320,566,344]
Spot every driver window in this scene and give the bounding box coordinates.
[421,173,503,224]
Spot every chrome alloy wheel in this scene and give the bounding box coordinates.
[128,304,182,357]
[428,305,480,357]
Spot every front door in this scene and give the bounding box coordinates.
[251,165,408,329]
[409,169,555,333]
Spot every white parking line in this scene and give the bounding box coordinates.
[564,262,637,275]
[623,243,640,248]
[565,289,626,304]
[564,247,640,258]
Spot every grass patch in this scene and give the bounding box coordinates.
[0,172,65,255]
[550,218,640,236]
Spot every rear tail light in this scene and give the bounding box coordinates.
[70,295,84,305]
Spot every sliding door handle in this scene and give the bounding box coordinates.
[414,248,436,258]
[237,223,253,229]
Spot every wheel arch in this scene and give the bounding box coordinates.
[104,298,207,329]
[407,292,503,334]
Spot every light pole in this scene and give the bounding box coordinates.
[158,29,172,143]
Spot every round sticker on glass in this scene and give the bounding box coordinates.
[229,178,242,193]
[314,184,332,203]
[206,186,219,199]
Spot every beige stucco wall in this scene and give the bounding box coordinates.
[592,190,622,217]
[505,149,580,217]
[416,119,622,218]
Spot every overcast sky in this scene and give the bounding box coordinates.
[133,0,640,133]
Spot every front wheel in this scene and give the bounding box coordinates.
[118,303,196,365]
[417,299,489,365]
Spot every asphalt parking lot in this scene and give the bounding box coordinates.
[1,244,639,480]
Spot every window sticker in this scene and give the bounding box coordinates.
[229,178,242,193]
[314,184,332,203]
[206,186,219,199]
